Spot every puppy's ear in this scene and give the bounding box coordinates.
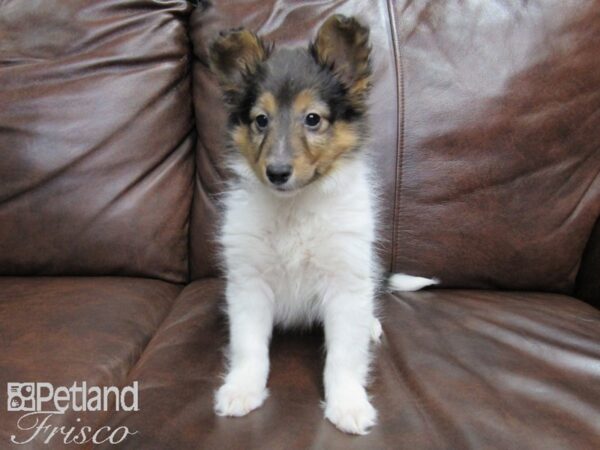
[310,15,372,105]
[209,28,271,104]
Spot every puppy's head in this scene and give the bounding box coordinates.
[209,15,372,193]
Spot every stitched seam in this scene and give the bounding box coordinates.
[186,4,200,283]
[386,0,405,273]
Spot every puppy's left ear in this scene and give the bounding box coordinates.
[310,15,372,104]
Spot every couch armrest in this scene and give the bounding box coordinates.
[576,217,600,308]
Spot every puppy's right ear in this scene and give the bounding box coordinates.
[209,28,270,103]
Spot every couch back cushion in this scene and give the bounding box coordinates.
[190,0,600,294]
[0,0,195,282]
[394,0,600,293]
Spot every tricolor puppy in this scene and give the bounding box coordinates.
[209,15,438,435]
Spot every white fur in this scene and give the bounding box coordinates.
[215,154,434,434]
[388,273,439,292]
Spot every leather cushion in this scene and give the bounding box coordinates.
[188,0,600,293]
[0,277,180,446]
[97,281,600,449]
[0,0,195,283]
[393,0,600,292]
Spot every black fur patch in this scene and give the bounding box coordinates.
[228,48,363,125]
[210,16,372,131]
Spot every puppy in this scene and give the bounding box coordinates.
[208,15,438,435]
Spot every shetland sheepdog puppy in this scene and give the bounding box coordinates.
[208,14,438,435]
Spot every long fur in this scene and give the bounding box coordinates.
[211,15,438,436]
[215,152,437,434]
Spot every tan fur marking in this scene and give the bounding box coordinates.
[231,125,255,162]
[232,122,273,183]
[254,92,277,117]
[314,121,359,175]
[232,89,360,189]
[293,89,318,115]
[288,120,360,180]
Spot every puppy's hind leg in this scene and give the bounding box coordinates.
[215,277,274,417]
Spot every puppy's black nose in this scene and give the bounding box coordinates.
[266,164,293,186]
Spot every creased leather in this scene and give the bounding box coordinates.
[393,0,600,292]
[0,277,180,447]
[97,281,600,450]
[0,0,599,448]
[0,0,195,283]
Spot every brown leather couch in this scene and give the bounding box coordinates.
[1,1,599,449]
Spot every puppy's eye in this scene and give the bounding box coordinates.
[305,113,321,129]
[255,114,269,130]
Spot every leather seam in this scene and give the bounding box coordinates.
[186,5,200,283]
[386,0,404,273]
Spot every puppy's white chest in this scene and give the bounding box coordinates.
[266,208,325,268]
[222,158,375,326]
[260,208,331,306]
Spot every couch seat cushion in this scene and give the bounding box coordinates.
[0,277,181,446]
[97,281,600,449]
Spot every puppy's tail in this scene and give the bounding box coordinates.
[388,273,439,292]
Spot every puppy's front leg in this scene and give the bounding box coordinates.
[322,281,377,435]
[215,278,273,417]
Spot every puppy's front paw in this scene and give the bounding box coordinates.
[214,382,268,417]
[325,387,377,435]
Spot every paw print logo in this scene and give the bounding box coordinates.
[7,383,35,412]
